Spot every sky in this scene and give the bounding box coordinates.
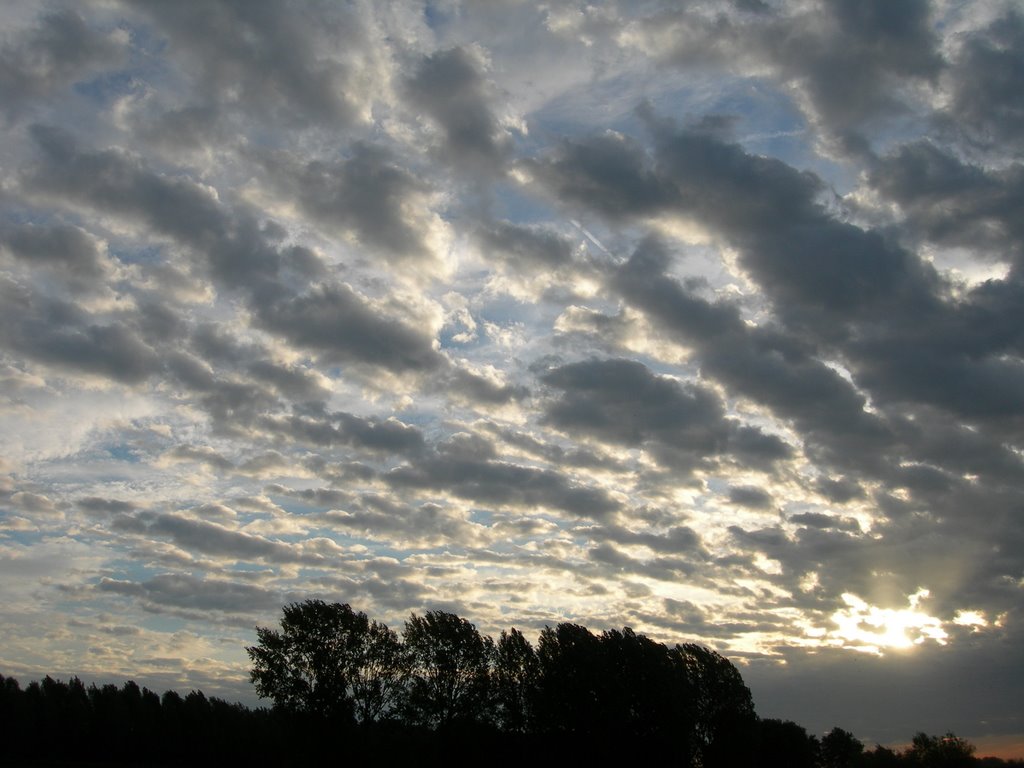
[1,0,1023,755]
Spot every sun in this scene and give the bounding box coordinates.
[828,589,948,654]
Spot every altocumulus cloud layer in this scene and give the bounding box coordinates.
[1,0,1023,750]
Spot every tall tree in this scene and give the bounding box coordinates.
[401,610,494,728]
[821,727,865,768]
[493,627,540,733]
[534,622,607,733]
[247,600,406,722]
[349,618,409,723]
[671,642,757,768]
[600,627,690,738]
[757,718,821,768]
[904,732,976,768]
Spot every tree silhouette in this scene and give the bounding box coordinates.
[5,625,1022,768]
[905,732,977,768]
[349,617,409,723]
[756,718,820,768]
[534,622,607,733]
[822,726,866,768]
[493,627,539,733]
[864,744,903,768]
[247,599,406,723]
[600,627,689,737]
[672,642,757,767]
[401,610,494,728]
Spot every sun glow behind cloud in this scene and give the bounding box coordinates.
[826,589,949,654]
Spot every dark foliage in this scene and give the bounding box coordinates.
[3,602,1023,766]
[0,673,287,766]
[401,610,494,728]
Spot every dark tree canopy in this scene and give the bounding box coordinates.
[534,622,607,733]
[493,627,540,733]
[243,599,764,763]
[906,732,977,768]
[247,599,407,723]
[401,609,494,728]
[822,726,866,768]
[757,718,821,768]
[671,641,758,767]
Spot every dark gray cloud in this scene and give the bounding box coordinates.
[634,0,942,150]
[114,512,324,566]
[163,445,234,472]
[746,635,1024,744]
[134,104,225,154]
[22,126,449,383]
[0,277,160,384]
[255,143,437,262]
[324,499,481,548]
[254,283,441,373]
[787,511,860,533]
[0,223,109,291]
[126,0,369,128]
[477,220,576,271]
[246,360,328,404]
[0,8,123,120]
[588,521,709,558]
[438,365,529,405]
[611,240,888,472]
[405,47,510,173]
[768,0,941,143]
[76,497,138,517]
[871,140,1024,267]
[729,485,774,509]
[942,10,1024,151]
[98,573,280,613]
[526,131,674,221]
[26,125,234,257]
[23,124,326,302]
[481,422,624,472]
[256,409,425,456]
[638,119,944,329]
[540,121,1024,467]
[541,357,791,472]
[386,437,621,520]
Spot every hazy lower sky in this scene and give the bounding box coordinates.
[1,0,1022,753]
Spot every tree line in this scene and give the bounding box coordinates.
[1,600,1020,766]
[245,600,756,764]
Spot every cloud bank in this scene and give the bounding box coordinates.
[1,0,1022,751]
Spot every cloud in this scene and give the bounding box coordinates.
[0,8,124,120]
[386,436,621,520]
[624,0,942,150]
[254,143,443,264]
[254,283,441,373]
[126,0,376,129]
[404,46,511,174]
[941,10,1024,152]
[98,573,280,614]
[0,223,111,292]
[257,409,425,455]
[746,636,1024,745]
[477,220,577,271]
[541,357,791,473]
[0,277,160,384]
[870,140,1024,267]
